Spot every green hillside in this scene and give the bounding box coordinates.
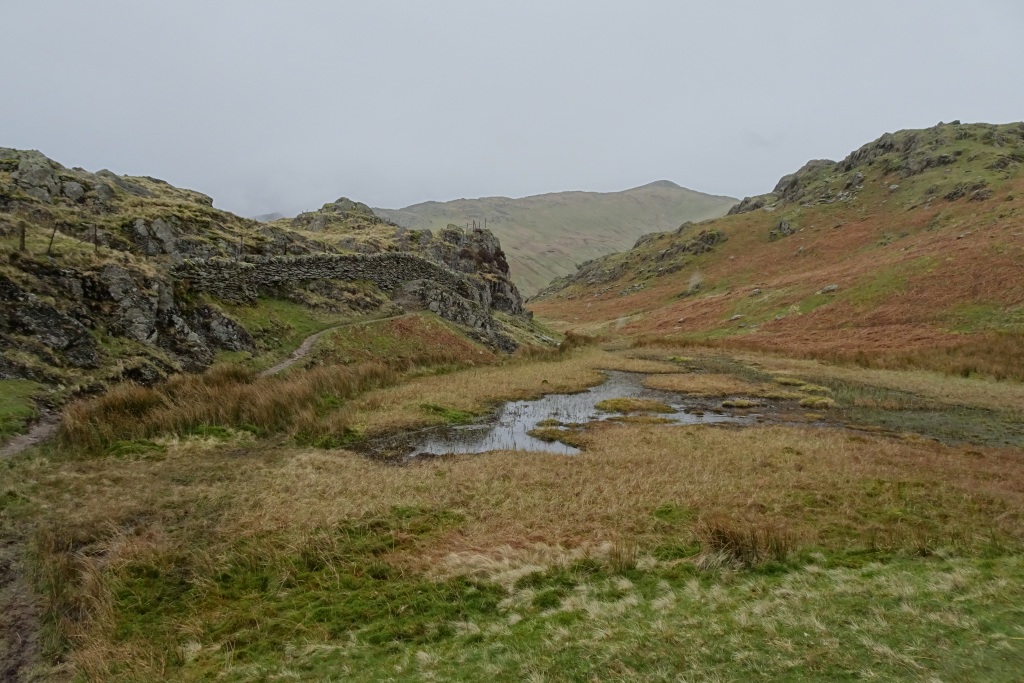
[376,181,737,296]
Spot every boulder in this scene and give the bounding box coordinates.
[61,181,86,202]
[11,152,62,203]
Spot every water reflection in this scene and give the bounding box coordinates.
[404,371,756,458]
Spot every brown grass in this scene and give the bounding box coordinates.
[643,372,796,398]
[594,398,674,413]
[350,348,611,435]
[695,515,798,566]
[58,362,398,453]
[531,174,1024,380]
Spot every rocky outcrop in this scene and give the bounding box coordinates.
[395,279,517,352]
[727,194,775,215]
[0,275,99,368]
[172,250,524,348]
[0,256,255,380]
[769,220,796,241]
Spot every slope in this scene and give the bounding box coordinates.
[0,148,542,445]
[376,181,737,296]
[531,121,1024,378]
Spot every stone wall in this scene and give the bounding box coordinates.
[173,252,524,351]
[173,252,489,307]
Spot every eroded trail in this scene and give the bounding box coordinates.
[0,416,58,461]
[259,314,407,377]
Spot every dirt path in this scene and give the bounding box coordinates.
[0,415,59,462]
[259,314,407,377]
[0,540,44,683]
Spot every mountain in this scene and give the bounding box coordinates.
[531,121,1024,378]
[375,181,737,296]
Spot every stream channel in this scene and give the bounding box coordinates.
[371,371,760,460]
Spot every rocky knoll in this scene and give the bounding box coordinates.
[0,147,529,399]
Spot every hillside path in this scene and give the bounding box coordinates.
[259,313,408,377]
[0,315,409,462]
[0,415,58,461]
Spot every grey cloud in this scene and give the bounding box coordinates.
[4,0,1023,216]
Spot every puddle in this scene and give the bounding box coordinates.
[370,371,760,460]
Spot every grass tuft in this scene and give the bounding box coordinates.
[595,398,674,413]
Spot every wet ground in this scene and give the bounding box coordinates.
[369,371,765,460]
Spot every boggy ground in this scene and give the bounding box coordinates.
[2,340,1024,681]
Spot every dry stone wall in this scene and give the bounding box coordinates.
[173,252,524,351]
[173,253,487,306]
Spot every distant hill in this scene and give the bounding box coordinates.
[531,121,1024,375]
[376,182,737,296]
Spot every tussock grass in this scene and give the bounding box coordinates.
[514,329,600,362]
[799,396,838,409]
[695,515,797,566]
[594,397,673,413]
[644,372,799,399]
[58,362,398,453]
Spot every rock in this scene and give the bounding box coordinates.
[0,275,100,368]
[769,220,796,241]
[844,172,865,190]
[751,288,761,296]
[61,181,86,202]
[818,284,839,294]
[94,181,116,202]
[11,152,62,203]
[728,194,774,215]
[98,265,159,342]
[969,188,993,201]
[772,160,835,204]
[96,170,153,197]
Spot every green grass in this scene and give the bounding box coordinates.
[420,403,478,425]
[944,303,1024,334]
[104,546,1024,682]
[0,379,42,441]
[221,297,351,363]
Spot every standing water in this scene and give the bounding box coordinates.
[402,371,756,458]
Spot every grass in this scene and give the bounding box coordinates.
[313,314,494,368]
[420,403,478,425]
[722,398,760,408]
[7,344,1024,680]
[645,372,799,399]
[526,426,588,448]
[221,297,354,366]
[0,379,42,441]
[594,398,674,413]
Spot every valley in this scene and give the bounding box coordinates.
[376,181,737,297]
[2,122,1023,682]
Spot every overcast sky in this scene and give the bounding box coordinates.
[5,1,1023,217]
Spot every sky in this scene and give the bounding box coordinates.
[5,1,1023,217]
